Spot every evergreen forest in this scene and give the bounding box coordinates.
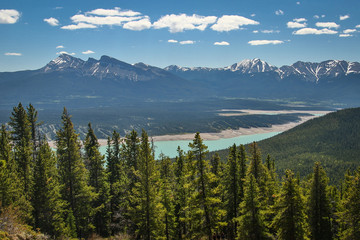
[1,103,360,240]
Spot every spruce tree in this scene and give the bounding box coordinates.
[56,107,95,238]
[224,144,241,239]
[272,170,308,240]
[159,154,175,240]
[0,125,22,208]
[84,123,111,237]
[173,147,187,239]
[8,102,33,223]
[27,103,41,161]
[131,130,164,239]
[32,137,68,237]
[238,174,270,240]
[308,162,332,240]
[339,168,360,239]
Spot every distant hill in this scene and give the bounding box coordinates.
[212,107,360,184]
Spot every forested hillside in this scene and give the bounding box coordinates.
[214,107,360,184]
[1,103,360,239]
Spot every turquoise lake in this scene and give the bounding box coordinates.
[99,131,281,159]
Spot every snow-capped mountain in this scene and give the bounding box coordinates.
[165,58,360,82]
[224,58,277,73]
[41,54,176,82]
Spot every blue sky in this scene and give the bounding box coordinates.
[1,0,359,71]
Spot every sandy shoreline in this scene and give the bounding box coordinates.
[49,110,332,148]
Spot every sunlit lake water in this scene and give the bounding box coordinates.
[99,131,281,159]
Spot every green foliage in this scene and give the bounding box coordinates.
[56,107,96,238]
[272,170,308,240]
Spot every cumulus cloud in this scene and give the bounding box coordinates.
[313,15,325,19]
[339,34,352,37]
[253,30,259,33]
[82,50,95,54]
[153,14,217,33]
[211,15,259,32]
[123,17,151,30]
[44,17,59,26]
[168,39,178,43]
[340,15,350,21]
[275,10,284,15]
[214,41,230,45]
[87,7,141,17]
[293,28,338,35]
[61,22,97,30]
[287,21,307,28]
[315,22,340,28]
[251,13,256,17]
[179,40,195,45]
[0,9,20,24]
[294,18,307,22]
[57,51,75,55]
[4,52,22,56]
[356,25,360,28]
[248,40,284,45]
[56,45,64,49]
[343,29,356,34]
[62,7,150,31]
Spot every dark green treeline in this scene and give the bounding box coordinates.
[1,103,360,239]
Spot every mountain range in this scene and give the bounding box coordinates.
[0,54,360,109]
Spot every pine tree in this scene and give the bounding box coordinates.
[131,130,164,239]
[238,144,247,200]
[32,137,68,237]
[339,168,360,239]
[224,144,241,239]
[106,130,130,235]
[159,154,175,240]
[26,103,41,162]
[187,132,224,239]
[8,102,33,224]
[173,147,188,239]
[84,123,111,237]
[0,125,21,208]
[308,162,332,240]
[56,107,95,238]
[238,174,270,240]
[272,170,308,240]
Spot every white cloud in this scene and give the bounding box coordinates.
[296,2,301,5]
[82,50,95,54]
[123,17,152,30]
[248,40,284,46]
[211,15,259,32]
[294,18,307,22]
[340,15,350,21]
[339,34,352,37]
[261,30,280,33]
[87,7,141,17]
[153,14,217,33]
[214,41,230,46]
[287,21,307,28]
[56,45,64,49]
[275,10,284,16]
[56,51,75,55]
[251,13,256,17]
[54,7,63,10]
[253,30,259,33]
[44,17,59,26]
[293,28,338,35]
[168,39,178,43]
[0,9,20,24]
[356,25,360,28]
[314,15,320,19]
[315,22,340,29]
[4,52,22,56]
[343,29,356,34]
[179,40,195,45]
[321,15,326,18]
[62,7,150,31]
[61,22,97,30]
